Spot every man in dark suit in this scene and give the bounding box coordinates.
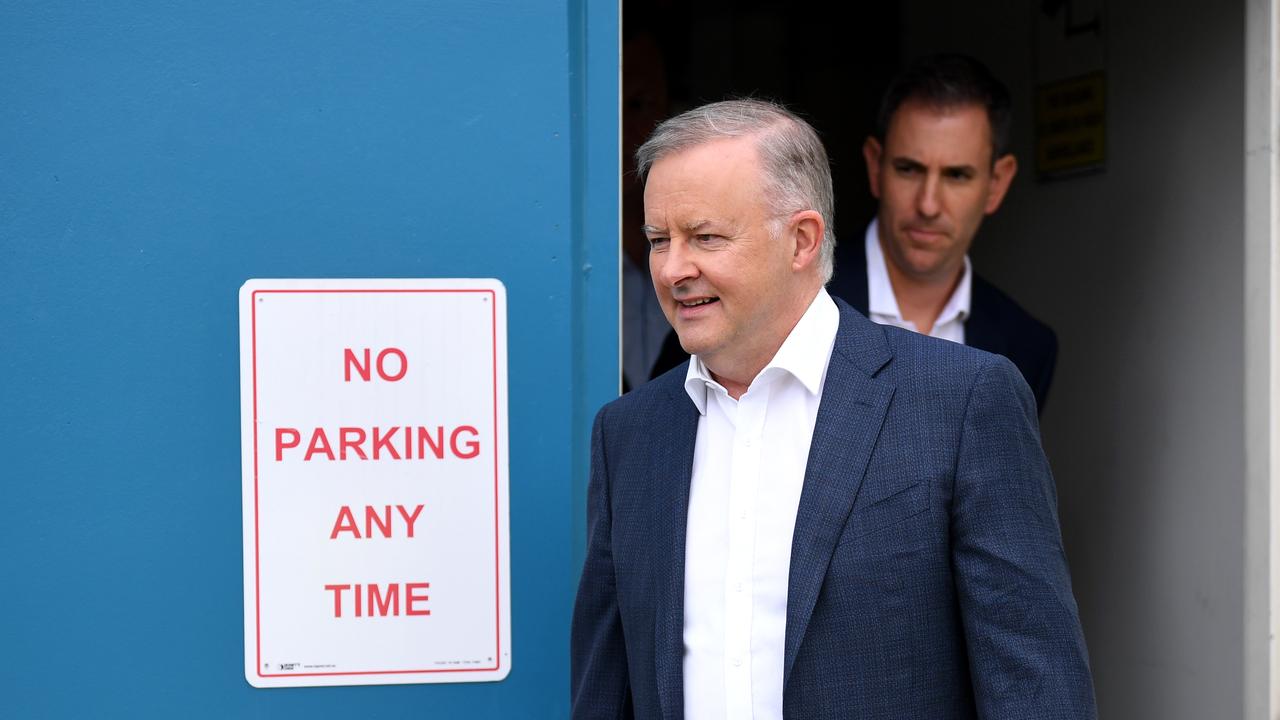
[828,54,1057,413]
[572,99,1094,718]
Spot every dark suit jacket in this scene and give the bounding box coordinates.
[571,299,1095,719]
[827,245,1058,414]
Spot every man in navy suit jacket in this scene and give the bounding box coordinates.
[828,54,1058,414]
[572,99,1094,718]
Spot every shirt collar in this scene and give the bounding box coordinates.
[683,287,840,415]
[865,218,972,326]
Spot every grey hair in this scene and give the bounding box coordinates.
[634,98,837,282]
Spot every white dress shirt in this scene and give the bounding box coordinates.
[865,218,971,344]
[682,288,840,720]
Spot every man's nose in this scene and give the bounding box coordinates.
[916,173,942,219]
[655,238,698,287]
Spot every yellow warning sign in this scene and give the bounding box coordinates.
[1035,72,1106,177]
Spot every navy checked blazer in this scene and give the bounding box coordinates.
[571,299,1095,719]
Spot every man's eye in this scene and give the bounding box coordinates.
[647,237,669,251]
[694,234,723,245]
[944,169,974,181]
[893,163,922,176]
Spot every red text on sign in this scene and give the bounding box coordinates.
[274,425,481,461]
[344,347,408,382]
[330,504,424,539]
[323,582,431,617]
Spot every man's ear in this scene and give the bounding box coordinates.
[790,210,825,273]
[862,136,884,199]
[984,153,1019,214]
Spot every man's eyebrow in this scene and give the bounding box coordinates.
[890,156,978,175]
[641,219,714,235]
[679,219,713,233]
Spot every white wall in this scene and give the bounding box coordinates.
[900,2,1248,716]
[1243,1,1279,715]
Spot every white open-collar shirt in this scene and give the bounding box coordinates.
[866,218,971,344]
[681,287,839,720]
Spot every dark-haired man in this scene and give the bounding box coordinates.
[830,54,1058,413]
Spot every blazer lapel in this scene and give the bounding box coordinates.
[963,277,1005,356]
[828,235,871,317]
[652,378,699,720]
[783,303,895,689]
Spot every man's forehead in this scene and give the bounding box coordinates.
[641,183,759,231]
[640,134,769,231]
[886,100,994,162]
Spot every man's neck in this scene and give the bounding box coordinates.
[705,283,823,400]
[883,258,963,337]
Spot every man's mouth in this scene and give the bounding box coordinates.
[904,226,948,242]
[678,297,718,308]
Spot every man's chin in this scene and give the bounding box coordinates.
[896,251,953,281]
[673,330,712,358]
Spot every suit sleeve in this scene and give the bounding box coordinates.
[570,406,634,719]
[950,355,1096,719]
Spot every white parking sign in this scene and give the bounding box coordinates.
[239,278,510,687]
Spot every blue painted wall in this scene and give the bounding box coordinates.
[0,1,618,716]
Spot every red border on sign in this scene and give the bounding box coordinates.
[251,287,503,678]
